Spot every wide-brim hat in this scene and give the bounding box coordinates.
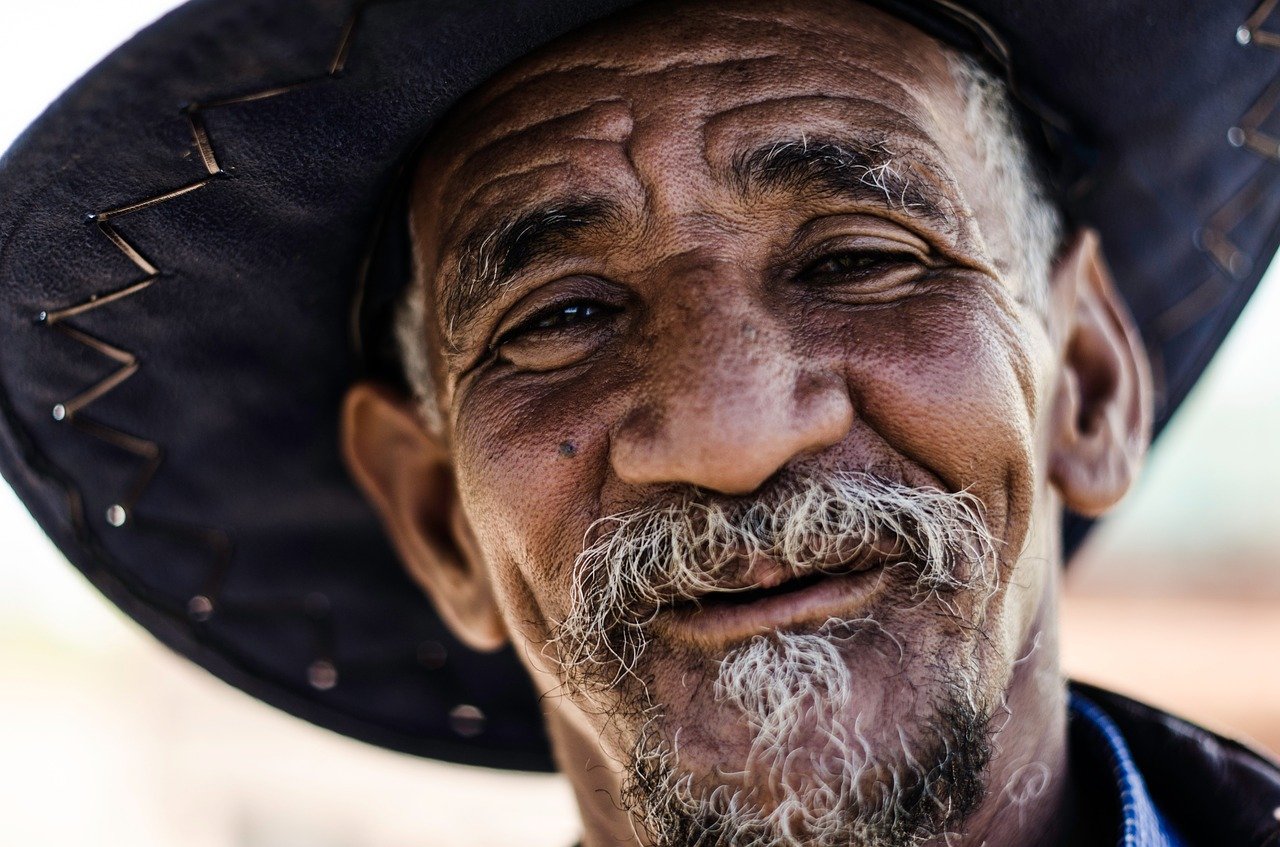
[1,0,1277,771]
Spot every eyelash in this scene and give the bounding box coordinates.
[795,248,917,283]
[493,299,620,348]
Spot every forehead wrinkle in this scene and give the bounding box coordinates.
[698,86,933,145]
[464,0,939,108]
[448,97,634,181]
[465,50,787,118]
[450,138,633,221]
[553,51,788,78]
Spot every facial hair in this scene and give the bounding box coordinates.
[547,472,1000,847]
[625,624,994,847]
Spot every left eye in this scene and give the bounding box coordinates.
[797,250,905,282]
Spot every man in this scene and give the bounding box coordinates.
[335,1,1176,843]
[1,0,1278,845]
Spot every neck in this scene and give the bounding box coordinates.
[924,589,1071,847]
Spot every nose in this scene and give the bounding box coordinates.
[610,291,854,495]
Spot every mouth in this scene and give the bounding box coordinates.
[653,553,892,649]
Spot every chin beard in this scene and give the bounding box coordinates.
[547,471,1002,845]
[621,622,995,847]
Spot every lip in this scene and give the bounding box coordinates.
[653,561,890,650]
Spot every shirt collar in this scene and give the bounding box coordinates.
[1069,691,1187,847]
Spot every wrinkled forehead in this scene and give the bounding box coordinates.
[410,0,974,275]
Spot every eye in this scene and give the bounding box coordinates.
[494,299,618,348]
[796,249,915,284]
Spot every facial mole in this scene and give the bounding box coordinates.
[559,441,578,457]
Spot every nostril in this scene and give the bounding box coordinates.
[793,369,841,404]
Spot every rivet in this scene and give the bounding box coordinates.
[1238,25,1253,45]
[105,504,127,527]
[308,659,338,690]
[1228,250,1251,278]
[1272,805,1280,821]
[51,404,66,421]
[187,594,214,621]
[1227,126,1246,147]
[449,704,486,737]
[82,212,98,224]
[417,640,447,670]
[35,310,48,324]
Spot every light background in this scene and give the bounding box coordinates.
[1,3,1277,846]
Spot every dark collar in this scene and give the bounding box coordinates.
[1070,689,1185,845]
[1070,681,1280,846]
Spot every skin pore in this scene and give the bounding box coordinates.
[341,1,1153,844]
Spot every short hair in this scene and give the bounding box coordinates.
[394,50,1062,431]
[947,51,1062,314]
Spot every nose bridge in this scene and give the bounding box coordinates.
[610,255,854,495]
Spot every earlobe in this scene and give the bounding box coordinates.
[1047,230,1154,517]
[340,381,508,652]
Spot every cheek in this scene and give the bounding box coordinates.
[449,369,624,640]
[815,287,1043,544]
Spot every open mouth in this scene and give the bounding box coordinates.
[655,557,892,648]
[672,570,833,609]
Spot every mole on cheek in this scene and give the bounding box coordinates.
[558,441,578,457]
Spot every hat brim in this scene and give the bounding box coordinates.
[0,0,1277,770]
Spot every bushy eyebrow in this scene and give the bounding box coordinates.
[729,136,953,227]
[442,198,620,339]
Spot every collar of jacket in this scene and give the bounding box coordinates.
[1071,681,1280,846]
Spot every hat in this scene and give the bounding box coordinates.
[1,0,1277,771]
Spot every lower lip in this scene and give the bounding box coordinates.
[654,567,888,649]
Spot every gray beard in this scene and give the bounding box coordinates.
[547,473,1001,846]
[621,623,994,847]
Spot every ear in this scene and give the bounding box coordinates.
[340,381,507,651]
[1047,229,1154,517]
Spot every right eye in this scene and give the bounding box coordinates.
[495,299,617,346]
[491,298,622,372]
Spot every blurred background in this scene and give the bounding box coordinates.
[2,3,1278,846]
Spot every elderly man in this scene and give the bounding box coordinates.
[340,1,1148,843]
[2,0,1279,845]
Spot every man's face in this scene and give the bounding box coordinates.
[376,0,1103,842]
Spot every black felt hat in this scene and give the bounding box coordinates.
[1,0,1278,771]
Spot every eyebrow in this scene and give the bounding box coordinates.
[443,198,621,338]
[729,136,953,226]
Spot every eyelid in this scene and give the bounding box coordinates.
[486,275,625,346]
[793,235,930,273]
[787,213,934,255]
[493,299,619,349]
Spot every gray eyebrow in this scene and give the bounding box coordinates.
[443,198,620,339]
[729,136,953,226]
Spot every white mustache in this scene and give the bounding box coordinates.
[550,472,997,690]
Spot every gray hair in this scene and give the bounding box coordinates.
[393,51,1062,430]
[947,52,1062,314]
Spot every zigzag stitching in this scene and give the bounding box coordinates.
[34,0,401,692]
